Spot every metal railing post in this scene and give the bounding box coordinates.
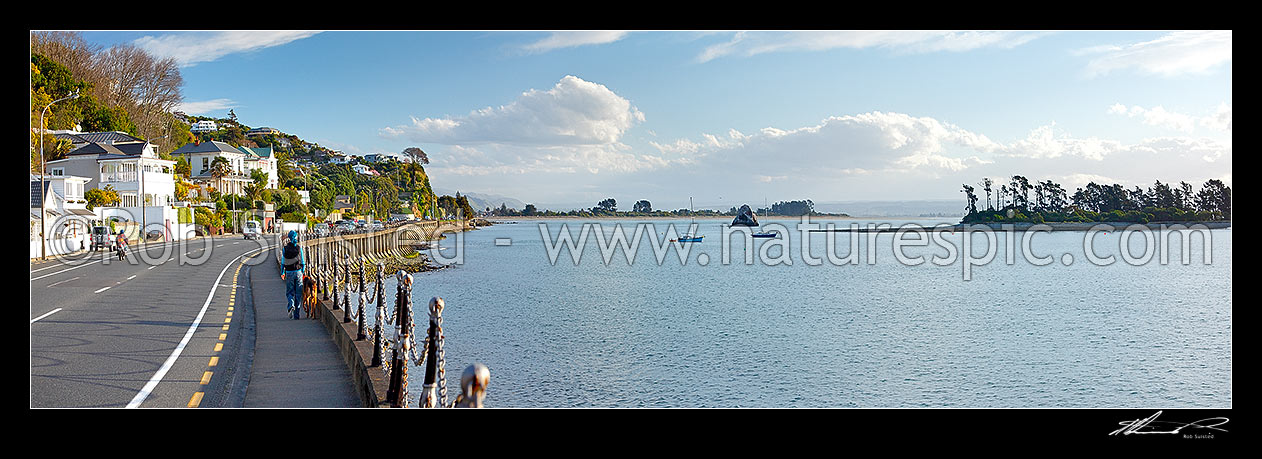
[452,364,489,408]
[331,254,340,310]
[419,296,444,408]
[384,271,412,407]
[355,261,366,338]
[371,262,385,367]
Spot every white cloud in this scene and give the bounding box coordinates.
[520,31,628,53]
[175,98,236,115]
[697,30,1046,62]
[133,31,321,66]
[655,112,1004,180]
[1079,30,1231,78]
[426,109,1232,206]
[382,75,645,147]
[1108,102,1233,133]
[1200,103,1232,132]
[384,75,658,174]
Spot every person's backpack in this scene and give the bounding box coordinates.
[283,242,303,271]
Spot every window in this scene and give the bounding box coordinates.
[51,168,64,176]
[202,157,209,172]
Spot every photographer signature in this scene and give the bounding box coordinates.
[1109,411,1229,436]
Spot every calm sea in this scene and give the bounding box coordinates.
[374,218,1231,408]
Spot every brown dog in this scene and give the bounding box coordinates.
[302,275,318,319]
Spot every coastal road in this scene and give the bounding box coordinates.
[30,234,279,408]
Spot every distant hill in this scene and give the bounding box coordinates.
[433,188,526,212]
[812,200,964,217]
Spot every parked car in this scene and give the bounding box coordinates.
[243,220,262,240]
[312,225,330,237]
[90,226,114,251]
[335,220,356,234]
[370,221,384,231]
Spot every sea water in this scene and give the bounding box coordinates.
[375,218,1231,407]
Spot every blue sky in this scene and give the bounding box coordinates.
[75,30,1232,210]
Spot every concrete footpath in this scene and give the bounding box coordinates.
[242,247,360,407]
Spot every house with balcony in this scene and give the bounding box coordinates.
[170,140,251,198]
[46,141,176,208]
[237,145,279,189]
[190,120,218,133]
[45,140,182,242]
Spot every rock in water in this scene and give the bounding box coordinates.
[731,204,759,226]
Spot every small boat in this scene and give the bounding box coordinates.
[674,196,703,243]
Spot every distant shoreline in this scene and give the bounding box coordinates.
[486,215,955,222]
[809,221,1232,232]
[484,217,1231,231]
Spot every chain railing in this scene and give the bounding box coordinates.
[292,223,488,407]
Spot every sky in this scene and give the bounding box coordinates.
[71,30,1232,211]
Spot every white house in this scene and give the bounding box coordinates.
[238,145,279,189]
[351,164,379,176]
[190,120,218,133]
[328,151,351,164]
[46,141,177,209]
[170,140,251,198]
[31,174,95,258]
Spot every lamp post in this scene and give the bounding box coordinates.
[38,89,80,260]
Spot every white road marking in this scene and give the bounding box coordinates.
[31,308,62,323]
[45,276,81,288]
[149,266,156,270]
[126,275,137,280]
[126,243,273,408]
[30,258,105,282]
[94,286,111,294]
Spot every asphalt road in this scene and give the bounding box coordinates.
[30,234,281,408]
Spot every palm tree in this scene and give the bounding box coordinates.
[210,156,232,192]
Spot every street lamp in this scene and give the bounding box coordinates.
[38,88,80,260]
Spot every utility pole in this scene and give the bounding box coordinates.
[37,89,79,260]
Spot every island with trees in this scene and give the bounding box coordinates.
[960,176,1231,226]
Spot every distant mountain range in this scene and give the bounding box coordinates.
[432,188,526,212]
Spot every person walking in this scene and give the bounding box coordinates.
[280,230,305,320]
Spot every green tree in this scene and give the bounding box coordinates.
[84,185,120,210]
[597,198,617,213]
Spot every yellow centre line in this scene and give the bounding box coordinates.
[189,257,253,408]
